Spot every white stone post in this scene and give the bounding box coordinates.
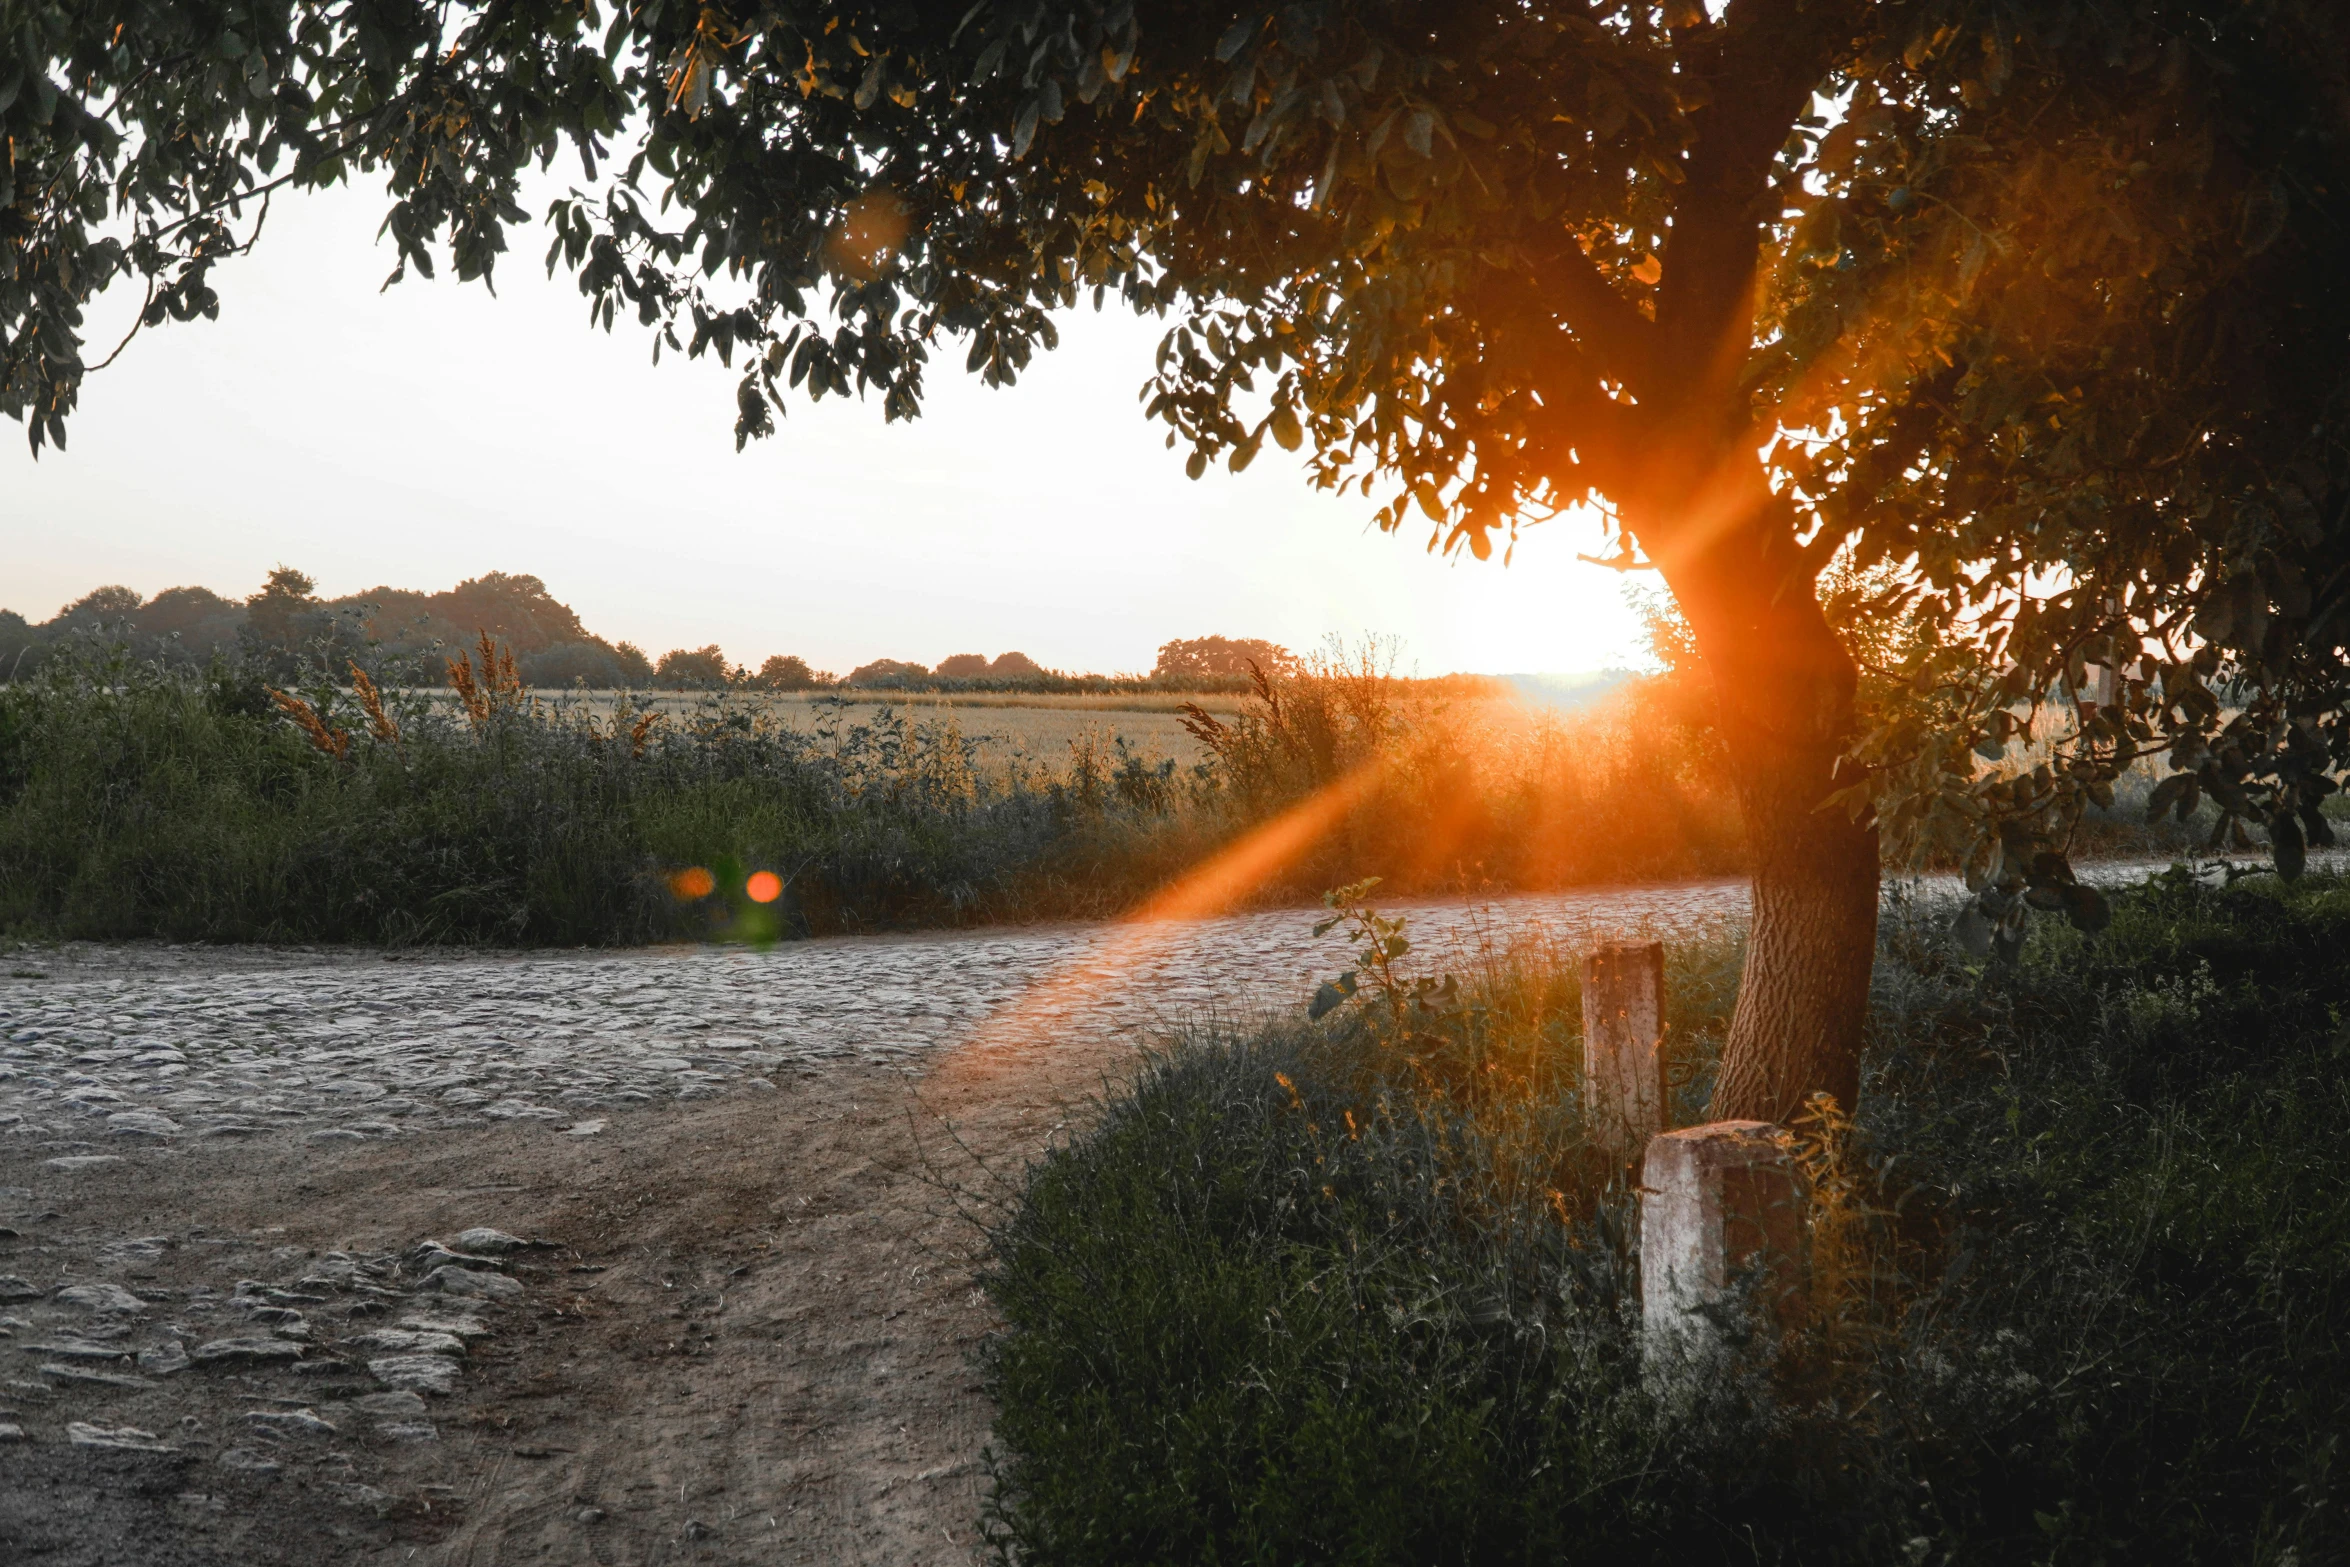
[1581,941,1666,1159]
[1640,1121,1810,1373]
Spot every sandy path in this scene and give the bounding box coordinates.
[0,860,2269,1563]
[1,881,1758,1564]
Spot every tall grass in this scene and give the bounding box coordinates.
[0,640,1740,945]
[978,873,2350,1563]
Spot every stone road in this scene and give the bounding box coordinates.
[5,855,2289,1158]
[1,880,1754,1155]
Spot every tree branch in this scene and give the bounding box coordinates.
[1505,234,1659,395]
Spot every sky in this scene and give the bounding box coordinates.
[1,181,1650,678]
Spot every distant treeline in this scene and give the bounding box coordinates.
[0,574,1503,697]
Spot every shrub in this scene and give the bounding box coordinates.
[754,654,825,690]
[846,657,933,688]
[979,875,2350,1564]
[1154,634,1298,680]
[0,649,1151,942]
[655,645,735,688]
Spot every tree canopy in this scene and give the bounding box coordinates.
[11,0,2347,1115]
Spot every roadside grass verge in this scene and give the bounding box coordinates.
[0,644,1740,944]
[977,872,2350,1564]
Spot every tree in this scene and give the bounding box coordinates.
[935,653,994,679]
[655,645,735,688]
[846,658,932,687]
[613,642,658,686]
[240,565,325,666]
[10,1,2347,1120]
[1155,636,1297,682]
[756,653,825,690]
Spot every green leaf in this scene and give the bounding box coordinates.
[1308,972,1358,1020]
[2146,772,2193,822]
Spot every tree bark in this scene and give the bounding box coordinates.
[1639,479,1880,1125]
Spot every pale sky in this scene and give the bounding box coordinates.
[2,181,1646,677]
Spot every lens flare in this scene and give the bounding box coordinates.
[669,866,716,900]
[745,870,784,904]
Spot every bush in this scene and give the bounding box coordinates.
[0,638,1741,944]
[0,649,1173,942]
[979,875,2350,1564]
[655,645,735,688]
[846,657,934,688]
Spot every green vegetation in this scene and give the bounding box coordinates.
[978,874,2350,1563]
[0,641,1742,945]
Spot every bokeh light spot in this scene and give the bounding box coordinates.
[745,870,784,904]
[669,866,716,900]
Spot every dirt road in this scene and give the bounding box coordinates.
[0,881,1759,1565]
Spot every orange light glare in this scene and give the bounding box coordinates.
[745,870,784,904]
[669,866,716,900]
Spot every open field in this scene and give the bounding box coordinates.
[510,689,1253,770]
[454,689,1563,772]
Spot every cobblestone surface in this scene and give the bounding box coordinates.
[3,857,2283,1155]
[0,880,1753,1151]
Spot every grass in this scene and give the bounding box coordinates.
[0,633,2292,947]
[0,640,1746,945]
[976,871,2350,1564]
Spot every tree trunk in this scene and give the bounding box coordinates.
[1644,484,1880,1125]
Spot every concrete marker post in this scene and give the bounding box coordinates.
[1639,1121,1810,1376]
[1581,941,1666,1159]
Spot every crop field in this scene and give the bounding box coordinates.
[527,688,1252,768]
[421,687,1556,772]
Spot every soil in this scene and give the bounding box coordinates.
[0,879,1771,1565]
[0,1038,1102,1566]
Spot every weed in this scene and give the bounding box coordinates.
[979,874,2350,1564]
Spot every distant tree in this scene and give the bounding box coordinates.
[755,654,822,690]
[137,586,241,639]
[989,652,1046,679]
[1153,637,1296,682]
[846,659,931,688]
[243,567,317,646]
[655,645,735,689]
[612,642,657,687]
[0,610,36,680]
[934,653,992,679]
[54,585,143,623]
[429,572,592,653]
[237,566,340,680]
[520,640,626,688]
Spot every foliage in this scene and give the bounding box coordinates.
[1813,4,2350,928]
[844,657,937,688]
[654,643,738,688]
[981,873,2350,1563]
[0,639,1756,943]
[0,566,656,687]
[1153,635,1299,681]
[754,653,827,690]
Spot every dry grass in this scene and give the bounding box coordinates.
[368,688,1585,774]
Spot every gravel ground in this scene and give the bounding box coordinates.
[0,861,2278,1564]
[0,880,1754,1151]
